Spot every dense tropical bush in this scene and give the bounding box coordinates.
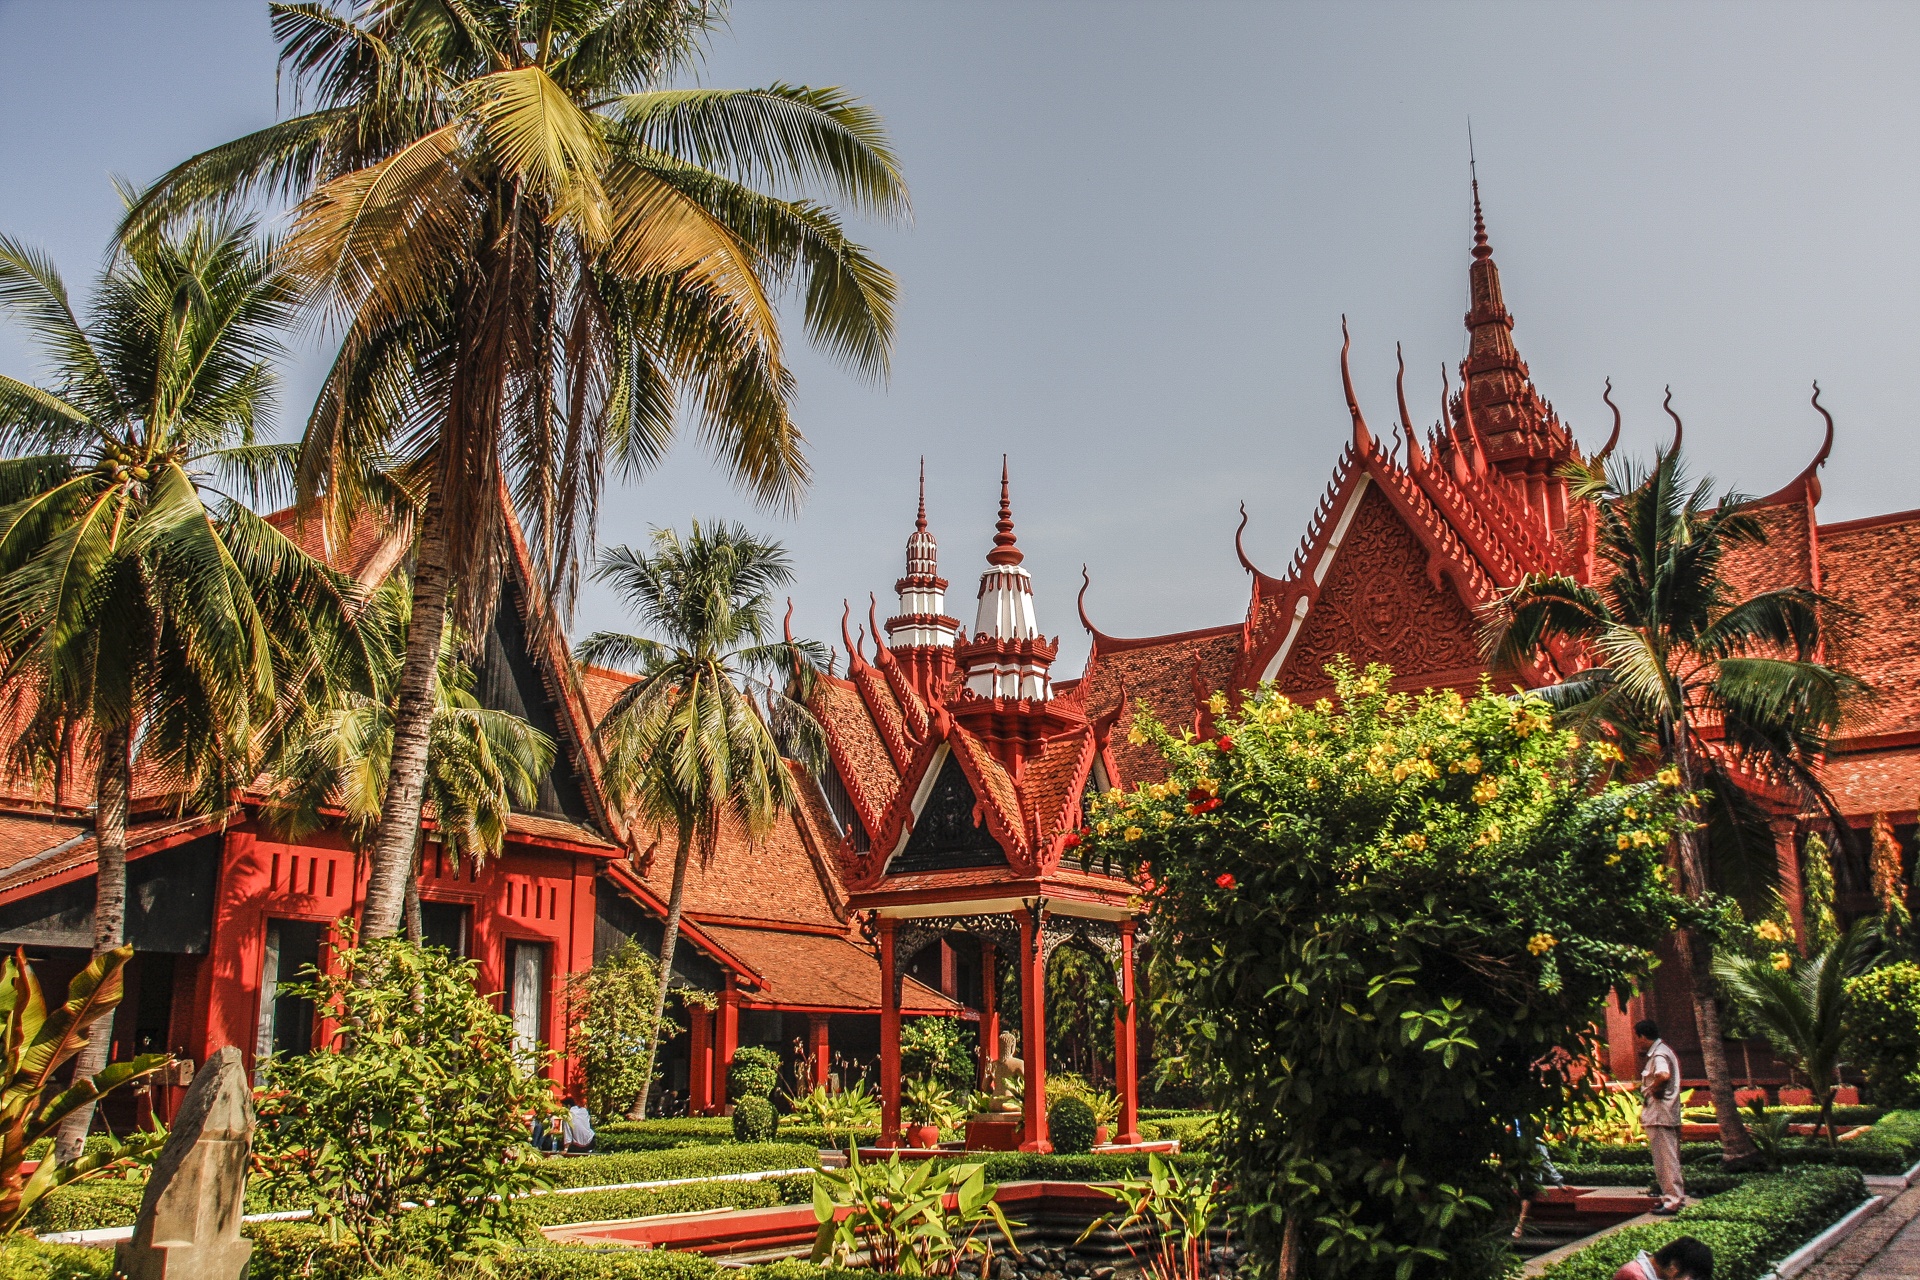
[733,1095,779,1143]
[1047,1095,1097,1154]
[902,1017,978,1093]
[1082,663,1695,1279]
[566,942,673,1122]
[1845,962,1920,1108]
[728,1047,782,1102]
[255,938,554,1266]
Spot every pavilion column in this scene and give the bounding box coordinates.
[1115,919,1141,1145]
[1773,819,1807,946]
[714,978,739,1114]
[879,917,902,1145]
[688,1004,714,1115]
[808,1013,831,1093]
[978,940,999,1092]
[1018,911,1051,1153]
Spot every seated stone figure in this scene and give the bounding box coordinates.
[980,1030,1023,1114]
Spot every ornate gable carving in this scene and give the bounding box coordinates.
[891,752,1009,875]
[1277,485,1482,689]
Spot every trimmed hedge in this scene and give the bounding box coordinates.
[1539,1166,1869,1280]
[1552,1110,1920,1176]
[940,1151,1208,1183]
[1140,1114,1216,1150]
[516,1174,813,1228]
[1551,1165,1747,1198]
[0,1237,114,1280]
[592,1119,874,1153]
[539,1142,817,1190]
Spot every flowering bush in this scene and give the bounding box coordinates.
[1085,661,1695,1280]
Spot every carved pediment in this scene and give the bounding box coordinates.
[890,752,1009,875]
[1276,486,1483,689]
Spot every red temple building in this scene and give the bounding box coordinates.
[0,184,1914,1133]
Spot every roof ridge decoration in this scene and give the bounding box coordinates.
[1661,386,1684,456]
[1759,382,1836,507]
[1341,316,1372,453]
[1597,378,1623,462]
[870,593,932,743]
[1397,344,1424,469]
[1356,436,1499,606]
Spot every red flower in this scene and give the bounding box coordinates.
[1186,786,1208,803]
[1061,833,1082,850]
[1215,872,1237,890]
[1187,797,1221,815]
[1216,735,1235,753]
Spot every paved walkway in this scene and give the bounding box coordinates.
[1800,1186,1920,1280]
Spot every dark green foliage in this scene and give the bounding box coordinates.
[941,1151,1208,1183]
[1140,1114,1217,1151]
[1047,1095,1097,1155]
[1542,1167,1869,1280]
[514,1174,812,1228]
[732,1095,778,1144]
[538,1143,817,1189]
[727,1047,782,1101]
[1550,1165,1748,1197]
[1845,963,1920,1108]
[592,1120,867,1153]
[1084,667,1694,1280]
[499,1249,724,1280]
[900,1017,978,1092]
[20,1182,143,1234]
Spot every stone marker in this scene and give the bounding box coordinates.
[116,1044,255,1280]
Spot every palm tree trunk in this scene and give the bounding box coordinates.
[362,489,452,940]
[630,827,694,1121]
[1672,730,1761,1166]
[53,725,131,1163]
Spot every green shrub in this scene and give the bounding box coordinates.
[1551,1165,1747,1197]
[900,1017,977,1093]
[514,1174,811,1228]
[243,1223,367,1280]
[592,1118,872,1153]
[945,1151,1207,1183]
[1539,1221,1776,1280]
[727,1047,781,1101]
[20,1182,145,1235]
[732,1095,778,1144]
[538,1142,818,1189]
[1675,1167,1864,1239]
[741,1263,886,1280]
[1047,1095,1096,1155]
[1141,1113,1217,1151]
[567,941,673,1123]
[498,1247,724,1280]
[1846,963,1920,1108]
[0,1237,114,1280]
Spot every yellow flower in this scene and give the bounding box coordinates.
[1754,919,1786,944]
[1314,699,1332,714]
[1402,832,1428,851]
[1527,932,1557,956]
[1191,776,1220,797]
[1605,853,1622,866]
[1207,692,1228,716]
[1123,826,1144,842]
[1475,823,1503,847]
[1306,776,1322,791]
[1770,951,1793,972]
[1462,756,1482,775]
[1094,820,1111,836]
[1593,741,1624,763]
[1127,723,1148,746]
[1385,694,1407,715]
[1617,834,1633,850]
[1473,779,1499,805]
[1657,766,1682,788]
[1155,810,1174,827]
[1392,761,1412,782]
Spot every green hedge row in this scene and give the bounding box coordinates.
[1553,1110,1920,1176]
[1681,1105,1884,1128]
[516,1174,813,1228]
[539,1143,819,1189]
[1538,1168,1868,1280]
[0,1237,113,1280]
[930,1151,1207,1183]
[1550,1165,1748,1198]
[592,1122,876,1154]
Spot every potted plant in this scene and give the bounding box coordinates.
[1090,1090,1121,1147]
[903,1076,952,1149]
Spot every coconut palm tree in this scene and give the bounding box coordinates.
[266,579,554,939]
[1713,920,1875,1149]
[124,0,906,939]
[577,521,823,1117]
[1486,419,1861,1165]
[0,218,365,1157]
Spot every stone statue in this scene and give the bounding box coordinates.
[981,1030,1023,1114]
[117,1045,255,1280]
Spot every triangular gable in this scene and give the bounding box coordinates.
[889,746,1009,875]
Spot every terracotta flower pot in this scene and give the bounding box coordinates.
[910,1123,940,1149]
[1095,1125,1111,1147]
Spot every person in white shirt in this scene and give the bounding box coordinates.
[1634,1019,1685,1213]
[561,1096,595,1154]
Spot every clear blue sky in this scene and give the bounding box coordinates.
[2,1,1916,672]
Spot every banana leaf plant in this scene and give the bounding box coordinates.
[0,944,171,1232]
[810,1146,1020,1275]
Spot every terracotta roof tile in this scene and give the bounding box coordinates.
[630,801,845,930]
[578,665,636,728]
[1079,630,1242,786]
[811,677,900,830]
[0,812,223,898]
[1818,511,1920,740]
[703,924,961,1013]
[1819,749,1920,819]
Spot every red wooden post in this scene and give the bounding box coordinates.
[979,939,999,1091]
[714,977,739,1113]
[1018,911,1051,1152]
[688,1005,714,1114]
[808,1013,831,1092]
[939,938,958,999]
[879,917,902,1144]
[1115,919,1140,1144]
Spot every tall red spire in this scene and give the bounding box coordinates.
[987,455,1023,566]
[886,458,959,699]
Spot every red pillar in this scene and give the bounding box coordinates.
[879,918,902,1145]
[978,940,999,1092]
[1018,911,1051,1152]
[688,1004,714,1114]
[939,939,958,999]
[1773,820,1807,947]
[714,978,739,1113]
[808,1013,831,1093]
[1115,920,1141,1145]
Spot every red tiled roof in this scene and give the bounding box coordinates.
[704,923,961,1014]
[263,507,408,586]
[1818,510,1920,741]
[1819,749,1920,820]
[504,812,620,852]
[811,676,899,831]
[0,810,225,899]
[629,794,846,931]
[578,665,636,729]
[1078,629,1242,786]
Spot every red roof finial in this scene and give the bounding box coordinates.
[1472,178,1492,262]
[916,456,927,533]
[987,456,1023,566]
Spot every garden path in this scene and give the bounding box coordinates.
[1799,1185,1920,1280]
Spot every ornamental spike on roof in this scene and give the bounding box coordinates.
[885,458,961,700]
